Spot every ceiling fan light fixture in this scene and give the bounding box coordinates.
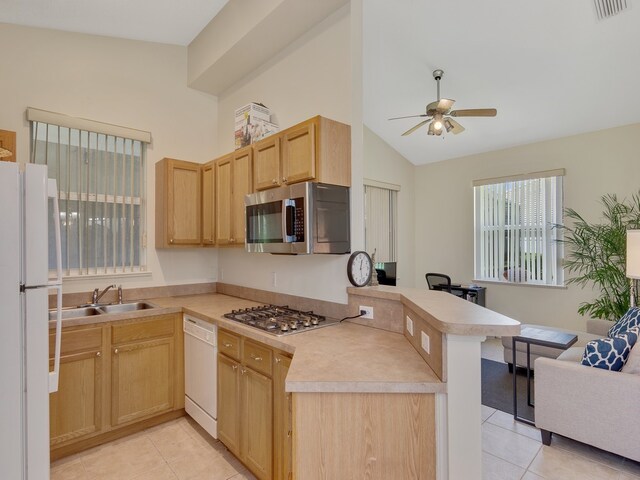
[444,118,453,133]
[427,122,435,135]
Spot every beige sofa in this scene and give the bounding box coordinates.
[535,330,640,462]
[501,320,607,370]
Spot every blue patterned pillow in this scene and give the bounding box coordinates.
[582,327,640,371]
[608,307,640,337]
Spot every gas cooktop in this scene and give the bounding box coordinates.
[223,305,340,336]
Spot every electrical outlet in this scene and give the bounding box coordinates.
[271,272,277,287]
[406,315,414,336]
[359,306,374,319]
[421,331,430,354]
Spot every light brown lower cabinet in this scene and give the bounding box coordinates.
[49,314,184,460]
[49,327,104,447]
[217,330,292,480]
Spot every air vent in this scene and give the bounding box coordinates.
[594,0,629,20]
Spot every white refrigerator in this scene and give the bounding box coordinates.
[0,162,63,480]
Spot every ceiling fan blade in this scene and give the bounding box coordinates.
[449,108,497,117]
[388,114,429,121]
[401,119,430,136]
[445,118,465,135]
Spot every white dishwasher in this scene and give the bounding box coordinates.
[183,315,217,438]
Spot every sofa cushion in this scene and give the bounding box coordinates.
[581,327,640,371]
[607,307,640,337]
[557,346,585,363]
[621,343,640,375]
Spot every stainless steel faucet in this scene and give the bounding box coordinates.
[91,284,117,305]
[117,285,123,304]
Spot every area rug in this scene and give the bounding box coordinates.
[481,358,535,422]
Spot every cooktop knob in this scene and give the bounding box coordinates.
[289,322,298,330]
[280,323,289,332]
[311,318,319,325]
[302,319,311,327]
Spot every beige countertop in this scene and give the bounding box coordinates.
[150,293,445,394]
[349,285,520,336]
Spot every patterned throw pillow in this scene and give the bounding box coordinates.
[581,327,640,371]
[607,307,640,337]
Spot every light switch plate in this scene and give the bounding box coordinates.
[406,315,414,336]
[421,331,430,354]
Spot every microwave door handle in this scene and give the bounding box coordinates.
[283,199,296,243]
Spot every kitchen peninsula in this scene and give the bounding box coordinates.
[152,284,519,480]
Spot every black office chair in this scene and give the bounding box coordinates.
[425,273,464,298]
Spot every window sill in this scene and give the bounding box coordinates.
[472,279,567,290]
[59,271,152,282]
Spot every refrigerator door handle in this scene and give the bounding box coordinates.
[47,179,62,393]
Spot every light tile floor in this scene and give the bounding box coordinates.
[51,338,640,480]
[481,337,640,480]
[50,416,256,480]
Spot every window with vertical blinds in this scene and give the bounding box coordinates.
[473,170,564,286]
[29,111,149,277]
[364,183,398,262]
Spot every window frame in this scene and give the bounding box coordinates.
[28,109,150,278]
[473,170,565,287]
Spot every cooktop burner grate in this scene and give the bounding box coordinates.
[223,305,340,336]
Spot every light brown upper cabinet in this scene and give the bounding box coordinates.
[252,116,351,191]
[155,158,202,248]
[215,147,252,246]
[201,161,215,245]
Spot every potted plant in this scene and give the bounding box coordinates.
[558,192,640,321]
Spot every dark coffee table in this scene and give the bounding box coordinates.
[512,326,578,425]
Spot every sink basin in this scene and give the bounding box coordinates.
[49,307,102,320]
[97,302,157,314]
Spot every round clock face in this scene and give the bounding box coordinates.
[347,251,373,287]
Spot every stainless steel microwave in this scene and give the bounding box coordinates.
[245,182,350,254]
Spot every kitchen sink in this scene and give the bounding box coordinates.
[49,307,102,320]
[97,302,157,314]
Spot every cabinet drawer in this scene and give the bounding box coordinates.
[243,339,273,377]
[49,326,102,358]
[218,330,241,360]
[112,316,175,345]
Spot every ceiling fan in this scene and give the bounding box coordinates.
[389,69,497,137]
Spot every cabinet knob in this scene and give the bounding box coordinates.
[223,342,233,348]
[114,348,118,354]
[272,178,277,184]
[275,357,281,364]
[250,353,262,362]
[241,368,246,375]
[96,351,101,357]
[232,365,238,370]
[282,177,287,182]
[169,238,174,244]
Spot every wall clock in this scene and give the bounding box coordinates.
[347,251,373,287]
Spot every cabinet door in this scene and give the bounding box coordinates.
[231,147,253,244]
[111,337,174,426]
[49,327,103,447]
[282,122,316,185]
[215,155,232,245]
[242,367,273,480]
[202,161,215,245]
[218,354,241,457]
[253,136,281,191]
[167,160,202,245]
[273,354,292,480]
[49,351,103,446]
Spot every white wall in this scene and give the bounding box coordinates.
[0,24,219,293]
[414,124,640,330]
[214,6,358,304]
[363,126,415,287]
